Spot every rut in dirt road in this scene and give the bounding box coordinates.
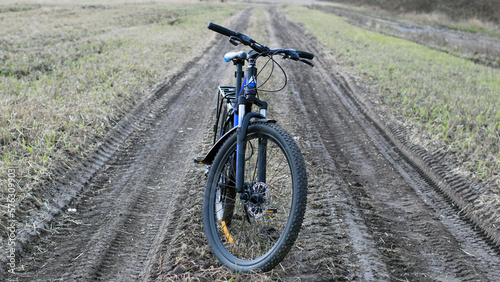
[15,8,253,281]
[267,6,500,281]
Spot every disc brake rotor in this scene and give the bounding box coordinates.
[246,182,269,218]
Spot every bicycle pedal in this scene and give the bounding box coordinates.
[266,208,277,214]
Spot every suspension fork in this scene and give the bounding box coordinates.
[235,111,268,194]
[235,60,268,194]
[235,110,262,194]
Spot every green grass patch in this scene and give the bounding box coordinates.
[0,1,241,232]
[286,6,500,188]
[445,22,500,37]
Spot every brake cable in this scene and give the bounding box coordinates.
[255,53,288,93]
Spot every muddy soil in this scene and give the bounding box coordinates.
[3,4,500,282]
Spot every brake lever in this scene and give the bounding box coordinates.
[229,36,240,46]
[282,54,315,67]
[299,58,314,67]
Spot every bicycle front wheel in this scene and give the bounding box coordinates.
[203,122,307,272]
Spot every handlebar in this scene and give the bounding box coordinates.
[207,22,238,37]
[207,22,314,66]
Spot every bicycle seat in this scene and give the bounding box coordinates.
[224,51,247,62]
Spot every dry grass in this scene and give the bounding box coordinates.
[0,0,241,237]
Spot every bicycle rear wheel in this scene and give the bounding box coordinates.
[214,96,236,226]
[203,122,307,272]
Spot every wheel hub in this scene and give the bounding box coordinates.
[246,182,268,218]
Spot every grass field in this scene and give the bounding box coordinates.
[287,5,500,188]
[0,0,241,232]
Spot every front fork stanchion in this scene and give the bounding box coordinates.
[236,127,246,194]
[258,102,267,184]
[235,111,264,195]
[257,137,267,183]
[236,95,247,194]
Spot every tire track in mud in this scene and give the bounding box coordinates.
[268,6,500,281]
[150,11,257,281]
[261,10,389,280]
[16,8,253,281]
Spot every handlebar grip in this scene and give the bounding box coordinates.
[207,22,237,37]
[296,50,314,60]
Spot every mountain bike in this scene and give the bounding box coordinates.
[195,22,314,272]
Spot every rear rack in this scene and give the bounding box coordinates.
[218,86,236,101]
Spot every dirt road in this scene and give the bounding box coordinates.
[8,5,500,281]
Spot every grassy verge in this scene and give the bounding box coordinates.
[286,6,500,189]
[0,1,241,234]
